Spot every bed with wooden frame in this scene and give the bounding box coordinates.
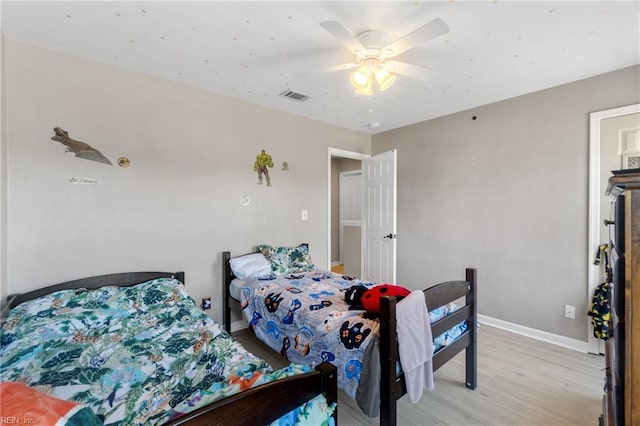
[222,248,478,426]
[1,271,338,426]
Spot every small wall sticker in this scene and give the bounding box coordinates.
[69,177,100,185]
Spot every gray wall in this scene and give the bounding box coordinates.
[2,39,370,323]
[372,65,640,341]
[342,225,361,277]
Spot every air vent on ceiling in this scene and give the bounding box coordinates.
[279,90,310,102]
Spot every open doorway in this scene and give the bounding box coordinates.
[327,148,369,274]
[334,166,362,276]
[588,103,640,354]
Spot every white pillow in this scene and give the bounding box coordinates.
[229,253,272,279]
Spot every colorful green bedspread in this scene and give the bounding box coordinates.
[0,278,326,425]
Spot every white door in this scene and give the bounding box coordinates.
[362,149,397,283]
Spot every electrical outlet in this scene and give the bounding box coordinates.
[564,304,575,319]
[201,297,211,310]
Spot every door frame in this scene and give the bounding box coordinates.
[588,103,640,354]
[327,148,370,271]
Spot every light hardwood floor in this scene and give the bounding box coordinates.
[233,324,604,426]
[332,264,345,274]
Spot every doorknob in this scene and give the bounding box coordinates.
[383,233,396,239]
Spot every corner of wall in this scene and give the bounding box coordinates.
[1,34,8,304]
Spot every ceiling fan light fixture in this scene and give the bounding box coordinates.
[375,67,396,91]
[351,63,396,95]
[354,77,373,95]
[322,18,450,97]
[350,67,370,88]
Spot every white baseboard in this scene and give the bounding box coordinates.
[478,314,589,353]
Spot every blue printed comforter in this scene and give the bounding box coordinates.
[240,270,380,399]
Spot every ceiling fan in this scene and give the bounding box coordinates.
[320,19,449,95]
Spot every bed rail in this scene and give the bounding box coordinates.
[222,251,235,333]
[165,362,338,426]
[378,267,477,426]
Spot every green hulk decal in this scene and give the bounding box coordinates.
[254,149,274,187]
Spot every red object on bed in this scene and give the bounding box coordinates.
[361,284,411,314]
[0,382,102,425]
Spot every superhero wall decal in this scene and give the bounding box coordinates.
[253,149,273,186]
[250,150,293,187]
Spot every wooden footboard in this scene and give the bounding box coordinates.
[165,362,338,425]
[379,268,478,426]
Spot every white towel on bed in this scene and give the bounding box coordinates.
[396,290,434,403]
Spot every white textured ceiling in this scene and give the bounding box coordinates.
[2,1,639,134]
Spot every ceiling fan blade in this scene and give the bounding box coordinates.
[325,62,359,72]
[384,60,436,81]
[385,18,449,58]
[320,20,365,54]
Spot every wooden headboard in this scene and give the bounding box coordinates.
[4,271,185,313]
